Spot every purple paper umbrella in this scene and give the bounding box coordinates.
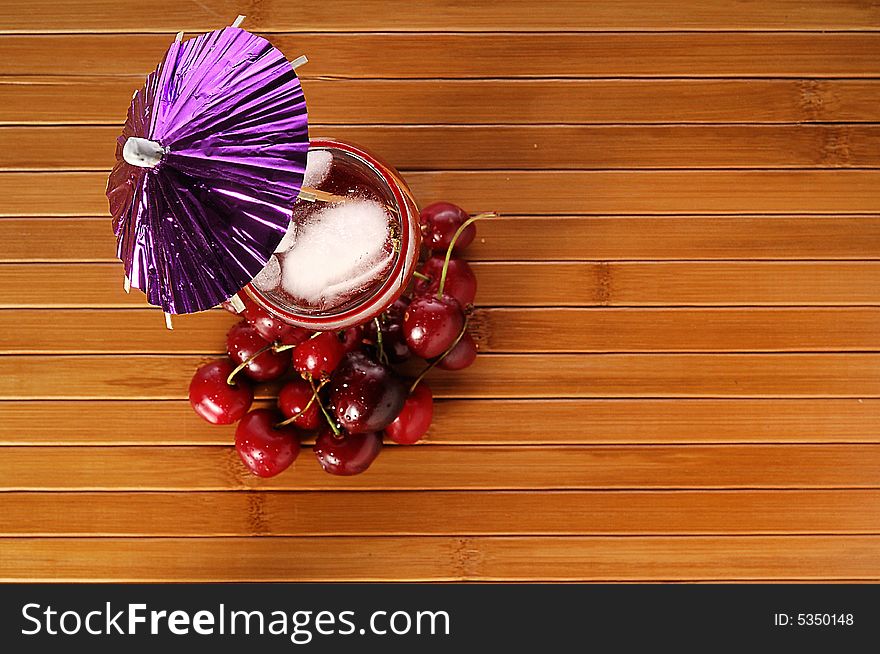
[106,26,308,314]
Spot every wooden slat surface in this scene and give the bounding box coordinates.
[4,33,880,78]
[4,0,879,32]
[2,535,879,581]
[1,353,879,399]
[7,125,880,171]
[7,171,880,216]
[4,215,880,261]
[5,77,880,125]
[3,490,878,536]
[3,262,879,307]
[1,445,878,491]
[2,399,877,446]
[4,307,880,353]
[2,1,880,582]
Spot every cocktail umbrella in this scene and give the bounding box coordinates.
[106,19,309,322]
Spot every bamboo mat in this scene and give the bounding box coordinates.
[0,0,879,581]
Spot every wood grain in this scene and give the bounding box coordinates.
[2,399,877,445]
[3,262,879,308]
[7,125,880,171]
[1,353,879,399]
[1,445,878,491]
[4,0,878,32]
[3,33,880,78]
[1,535,878,581]
[4,215,880,262]
[4,78,880,125]
[3,490,879,536]
[7,171,880,215]
[4,307,880,353]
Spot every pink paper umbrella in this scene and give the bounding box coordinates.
[106,20,309,321]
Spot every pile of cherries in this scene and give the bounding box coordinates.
[188,201,492,477]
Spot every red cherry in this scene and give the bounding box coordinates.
[277,378,322,431]
[436,331,478,370]
[419,201,475,252]
[241,295,306,344]
[404,294,464,359]
[385,382,433,445]
[235,409,300,478]
[414,256,477,307]
[313,428,382,476]
[364,297,411,363]
[328,351,407,434]
[293,331,345,379]
[226,321,290,382]
[339,325,365,354]
[189,359,253,425]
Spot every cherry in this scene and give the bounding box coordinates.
[414,256,477,307]
[189,359,253,425]
[226,321,290,382]
[339,325,365,354]
[420,201,475,252]
[241,294,307,345]
[293,331,345,379]
[328,351,407,433]
[403,293,464,359]
[277,378,322,431]
[385,382,433,445]
[364,297,411,363]
[235,409,300,478]
[436,331,478,370]
[313,427,382,476]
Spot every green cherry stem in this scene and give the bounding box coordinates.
[373,316,389,365]
[225,343,274,386]
[226,341,295,386]
[409,315,470,395]
[436,212,496,300]
[412,270,431,282]
[311,377,342,436]
[275,378,329,428]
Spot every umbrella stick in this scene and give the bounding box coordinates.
[164,312,174,330]
[123,276,131,294]
[232,15,246,28]
[290,55,308,70]
[299,187,348,204]
[227,293,246,314]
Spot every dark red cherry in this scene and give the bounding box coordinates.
[385,382,433,445]
[328,351,407,433]
[226,321,290,382]
[313,428,382,476]
[293,331,345,379]
[403,293,464,359]
[414,256,477,307]
[419,201,475,252]
[436,331,478,370]
[277,378,322,431]
[241,295,306,345]
[235,409,300,478]
[189,359,253,425]
[364,297,411,363]
[339,325,366,354]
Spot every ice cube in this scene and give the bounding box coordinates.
[280,198,392,308]
[252,255,281,291]
[274,219,297,254]
[303,149,333,188]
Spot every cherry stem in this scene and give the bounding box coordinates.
[437,212,496,300]
[409,315,469,395]
[311,377,341,436]
[275,379,329,428]
[412,270,431,282]
[225,343,275,386]
[373,316,388,365]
